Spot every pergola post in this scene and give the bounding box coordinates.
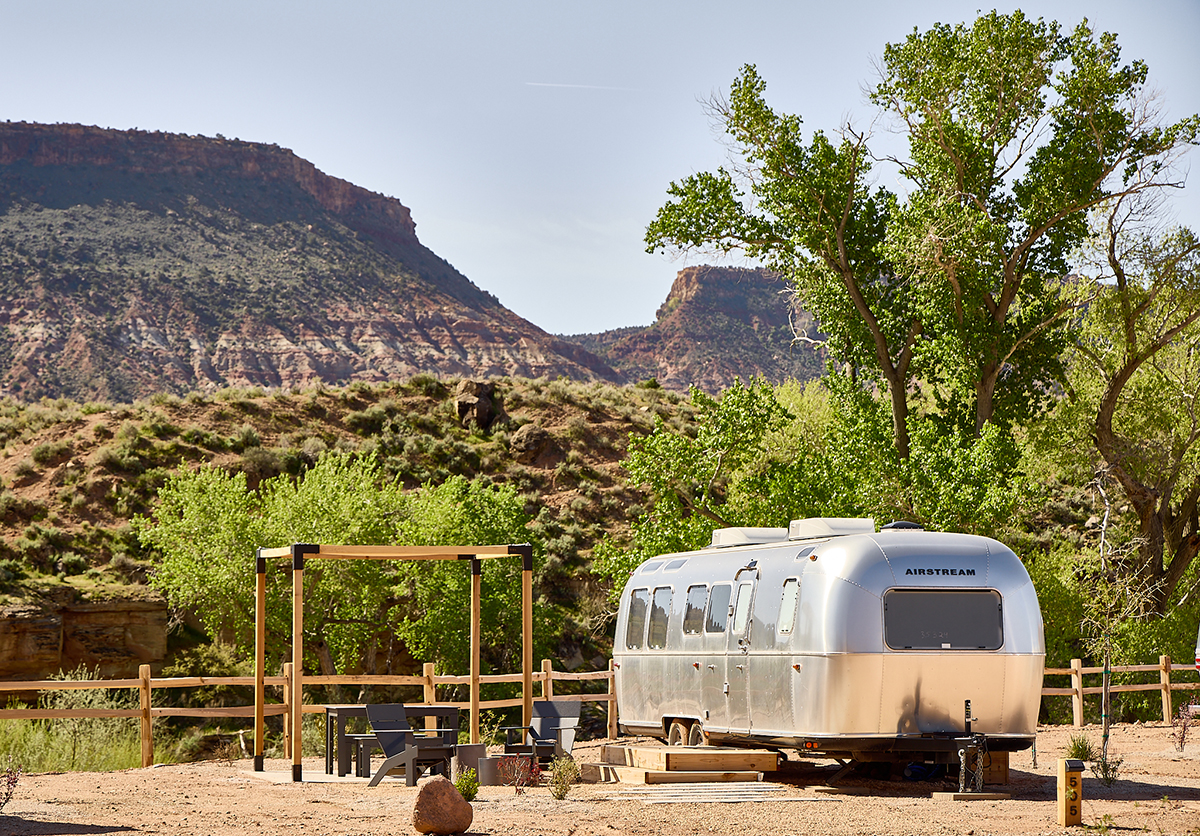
[291,545,314,782]
[254,552,266,771]
[520,545,534,727]
[469,557,482,744]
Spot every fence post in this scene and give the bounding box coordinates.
[423,662,436,732]
[1160,655,1173,723]
[139,664,153,767]
[1070,658,1084,728]
[607,658,618,739]
[282,662,293,759]
[541,659,553,700]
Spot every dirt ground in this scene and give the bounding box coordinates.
[2,723,1198,836]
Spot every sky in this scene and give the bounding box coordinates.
[2,1,1198,335]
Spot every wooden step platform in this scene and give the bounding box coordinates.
[582,745,778,784]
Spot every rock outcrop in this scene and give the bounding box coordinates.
[0,598,168,680]
[564,266,825,393]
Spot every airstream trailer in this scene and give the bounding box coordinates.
[613,518,1045,761]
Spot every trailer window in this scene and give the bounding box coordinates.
[648,587,673,649]
[705,584,732,633]
[683,585,708,634]
[777,579,800,634]
[625,588,650,649]
[732,581,754,633]
[884,589,1003,650]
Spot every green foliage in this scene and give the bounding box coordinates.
[31,439,71,466]
[598,373,1026,596]
[1066,732,1099,761]
[1090,754,1123,787]
[454,766,480,802]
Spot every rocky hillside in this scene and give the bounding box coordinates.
[0,376,696,679]
[0,122,618,401]
[564,266,825,393]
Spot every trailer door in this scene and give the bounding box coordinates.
[701,583,733,732]
[726,569,757,735]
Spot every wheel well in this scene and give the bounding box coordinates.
[662,716,699,735]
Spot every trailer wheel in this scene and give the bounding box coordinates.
[667,720,689,746]
[687,722,707,747]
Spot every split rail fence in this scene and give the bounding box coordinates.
[2,655,1197,768]
[1041,655,1199,727]
[0,658,617,768]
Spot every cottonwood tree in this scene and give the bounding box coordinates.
[1071,198,1200,616]
[137,455,540,676]
[646,12,1198,458]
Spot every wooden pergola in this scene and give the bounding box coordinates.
[251,542,534,781]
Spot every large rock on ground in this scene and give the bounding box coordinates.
[411,774,473,835]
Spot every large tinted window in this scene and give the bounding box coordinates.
[777,579,800,635]
[705,584,732,633]
[884,589,1003,650]
[683,585,708,634]
[648,587,673,649]
[625,588,650,649]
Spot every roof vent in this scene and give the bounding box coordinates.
[788,517,875,540]
[881,520,924,530]
[709,527,789,548]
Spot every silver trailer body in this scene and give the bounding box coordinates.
[613,519,1045,757]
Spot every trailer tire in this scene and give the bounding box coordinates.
[667,720,689,746]
[688,722,707,747]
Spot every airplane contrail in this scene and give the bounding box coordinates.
[525,82,635,91]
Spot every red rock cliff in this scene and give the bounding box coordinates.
[0,121,417,246]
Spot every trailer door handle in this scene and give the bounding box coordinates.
[735,664,745,671]
[707,664,716,671]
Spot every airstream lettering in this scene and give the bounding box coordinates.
[613,518,1045,760]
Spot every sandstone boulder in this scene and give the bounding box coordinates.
[455,380,504,430]
[411,774,473,835]
[508,422,560,466]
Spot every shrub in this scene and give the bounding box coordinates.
[549,755,580,800]
[13,459,36,480]
[496,755,540,794]
[1170,697,1197,753]
[0,666,142,772]
[55,552,89,576]
[31,439,72,466]
[228,423,261,451]
[344,404,390,436]
[1090,754,1122,787]
[454,766,479,802]
[1065,733,1098,762]
[1,756,19,813]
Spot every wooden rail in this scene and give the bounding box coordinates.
[1041,655,1200,727]
[0,659,618,768]
[8,653,1192,766]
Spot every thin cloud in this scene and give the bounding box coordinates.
[525,82,636,92]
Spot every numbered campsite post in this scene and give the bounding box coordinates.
[1057,758,1084,826]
